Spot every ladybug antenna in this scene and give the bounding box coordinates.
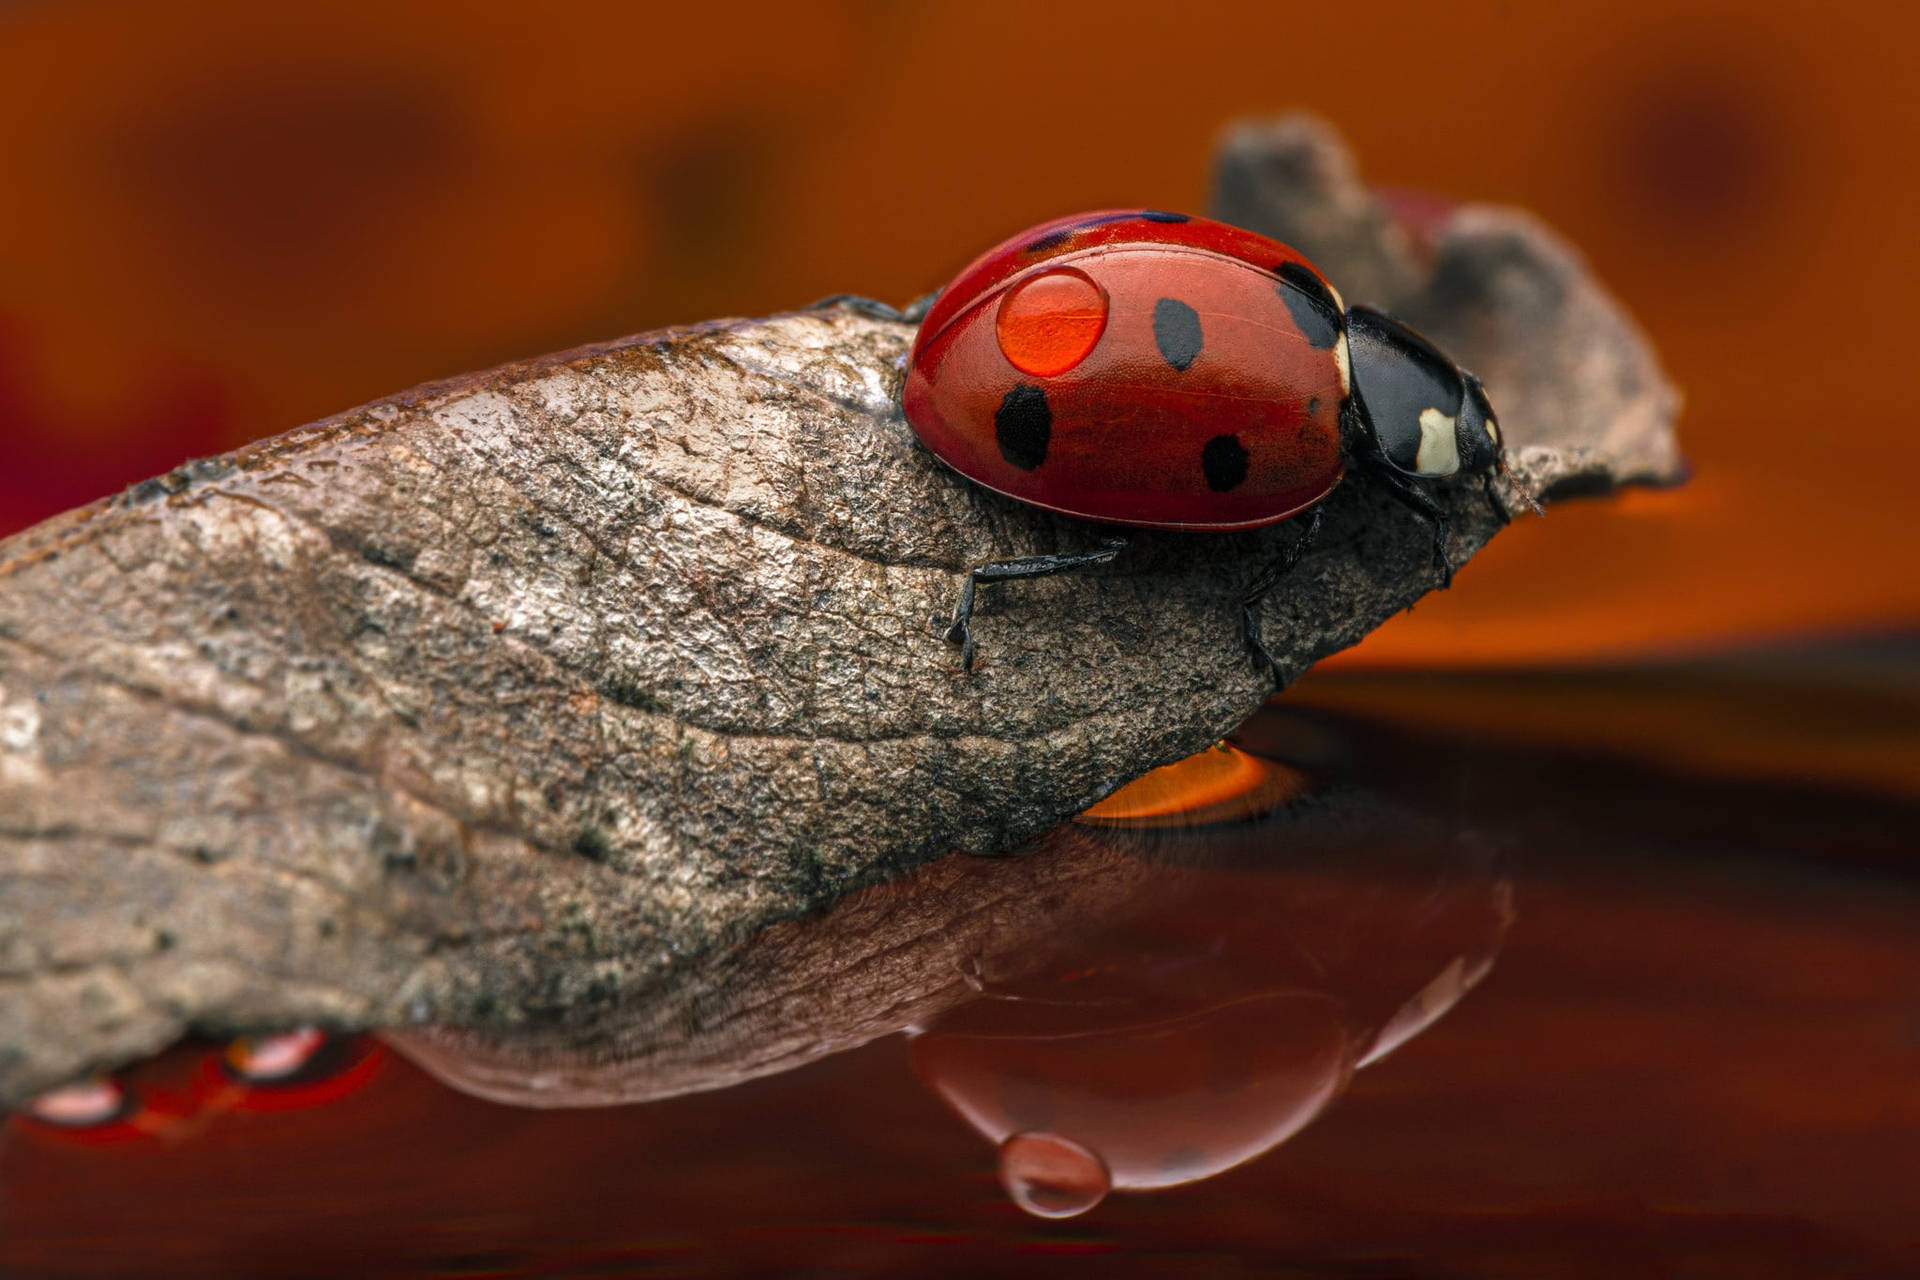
[1496,452,1545,517]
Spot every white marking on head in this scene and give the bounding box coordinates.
[1485,414,1501,449]
[1333,332,1351,396]
[1415,407,1461,475]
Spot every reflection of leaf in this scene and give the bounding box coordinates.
[0,116,1679,1105]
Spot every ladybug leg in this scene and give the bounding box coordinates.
[1366,466,1454,588]
[898,291,939,325]
[807,292,939,325]
[1239,507,1324,689]
[944,537,1129,672]
[805,294,908,322]
[1494,460,1546,519]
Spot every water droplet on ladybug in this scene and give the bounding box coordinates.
[994,266,1109,377]
[997,1131,1111,1219]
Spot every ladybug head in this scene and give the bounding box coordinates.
[1344,306,1503,480]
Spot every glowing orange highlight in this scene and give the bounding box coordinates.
[1077,742,1306,827]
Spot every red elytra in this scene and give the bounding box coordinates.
[903,210,1350,531]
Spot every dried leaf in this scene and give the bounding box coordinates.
[0,116,1679,1104]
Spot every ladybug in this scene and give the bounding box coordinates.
[885,209,1523,680]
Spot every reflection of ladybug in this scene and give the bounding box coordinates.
[896,209,1521,677]
[7,1032,384,1147]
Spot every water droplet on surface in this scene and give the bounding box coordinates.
[997,1131,1110,1219]
[25,1078,128,1127]
[914,991,1353,1191]
[912,705,1513,1203]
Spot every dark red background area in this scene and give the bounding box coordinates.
[2,1,1916,664]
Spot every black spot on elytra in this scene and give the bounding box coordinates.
[1277,272,1341,350]
[995,383,1052,470]
[1279,285,1341,350]
[1153,297,1203,371]
[1077,209,1184,232]
[1201,434,1250,492]
[1023,228,1073,254]
[1307,396,1321,415]
[1278,261,1340,313]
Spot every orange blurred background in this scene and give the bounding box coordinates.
[2,0,1915,665]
